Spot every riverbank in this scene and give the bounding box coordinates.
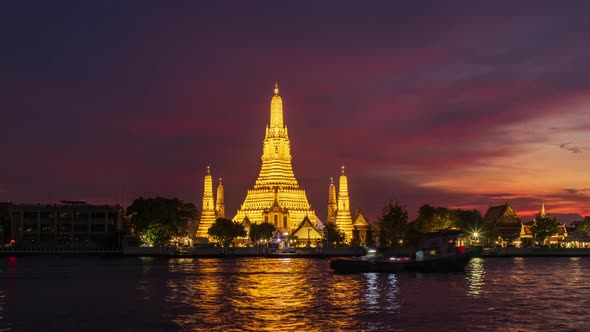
[482,247,590,257]
[0,246,367,258]
[4,247,590,258]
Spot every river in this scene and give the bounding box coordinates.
[1,256,588,331]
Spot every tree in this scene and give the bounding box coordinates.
[249,222,276,242]
[141,223,171,246]
[531,214,559,246]
[414,205,454,233]
[453,209,483,233]
[208,218,246,247]
[378,200,409,247]
[322,221,346,247]
[126,197,198,246]
[577,216,590,233]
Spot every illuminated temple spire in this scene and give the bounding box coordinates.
[540,200,547,218]
[196,166,217,238]
[327,177,337,223]
[270,82,284,129]
[216,178,225,218]
[335,166,353,240]
[233,83,317,229]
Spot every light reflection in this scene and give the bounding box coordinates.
[567,257,582,284]
[136,257,155,300]
[0,289,4,321]
[364,273,378,308]
[465,257,485,297]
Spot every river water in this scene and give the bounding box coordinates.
[1,256,589,331]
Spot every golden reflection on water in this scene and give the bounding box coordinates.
[568,257,582,284]
[232,258,313,331]
[165,258,336,331]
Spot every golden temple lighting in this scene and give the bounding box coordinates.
[196,166,224,238]
[232,84,318,232]
[335,166,353,240]
[196,83,362,243]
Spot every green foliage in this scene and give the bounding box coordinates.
[521,238,533,248]
[127,197,198,246]
[414,204,453,233]
[531,214,559,246]
[378,200,409,247]
[208,218,246,247]
[577,216,590,233]
[413,204,483,235]
[322,221,346,247]
[482,223,500,247]
[141,223,171,245]
[249,222,276,242]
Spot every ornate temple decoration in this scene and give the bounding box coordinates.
[327,177,337,223]
[196,166,216,238]
[215,178,225,218]
[335,166,353,240]
[232,83,318,231]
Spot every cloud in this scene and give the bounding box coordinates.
[559,142,583,154]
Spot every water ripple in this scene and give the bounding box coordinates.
[2,256,590,331]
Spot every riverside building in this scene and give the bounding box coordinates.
[4,201,123,249]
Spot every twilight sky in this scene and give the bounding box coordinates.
[2,1,590,222]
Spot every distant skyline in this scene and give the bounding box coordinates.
[1,1,589,221]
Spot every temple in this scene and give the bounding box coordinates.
[195,166,224,238]
[334,166,354,240]
[195,83,373,245]
[232,83,318,232]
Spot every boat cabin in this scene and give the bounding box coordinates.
[415,230,468,261]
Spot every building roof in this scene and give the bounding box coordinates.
[483,204,507,222]
[351,209,372,229]
[483,203,521,224]
[292,216,322,240]
[566,229,590,242]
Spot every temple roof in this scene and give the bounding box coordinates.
[292,216,322,239]
[484,203,521,224]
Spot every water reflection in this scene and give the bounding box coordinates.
[4,257,587,331]
[362,273,400,313]
[465,257,485,297]
[136,257,156,301]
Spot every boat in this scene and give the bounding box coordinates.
[330,254,411,273]
[330,230,473,274]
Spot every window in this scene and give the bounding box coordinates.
[274,215,278,226]
[283,216,287,228]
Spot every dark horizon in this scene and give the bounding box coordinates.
[2,1,590,222]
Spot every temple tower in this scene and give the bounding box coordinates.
[216,178,225,218]
[335,166,353,240]
[327,177,337,223]
[540,201,547,218]
[196,166,217,238]
[233,83,318,230]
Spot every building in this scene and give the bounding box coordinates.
[519,202,568,245]
[5,201,123,249]
[197,83,365,244]
[483,203,522,243]
[334,167,354,241]
[351,209,375,246]
[231,83,319,232]
[195,166,225,238]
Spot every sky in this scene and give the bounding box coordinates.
[1,1,590,222]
